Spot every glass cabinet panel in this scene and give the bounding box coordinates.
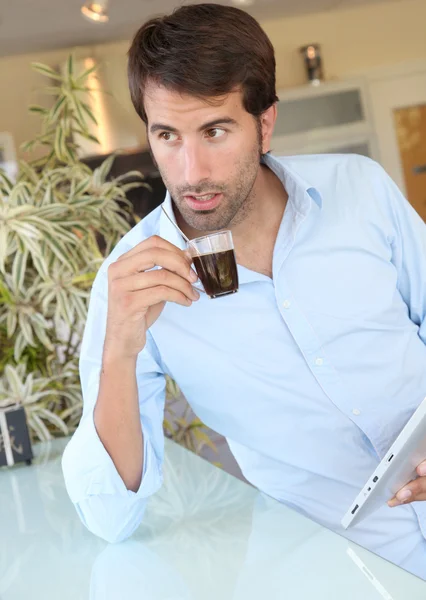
[274,89,365,136]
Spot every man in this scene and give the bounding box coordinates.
[63,3,426,578]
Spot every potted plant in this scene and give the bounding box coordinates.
[0,55,216,460]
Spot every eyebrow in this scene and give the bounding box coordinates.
[149,117,238,134]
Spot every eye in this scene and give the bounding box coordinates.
[159,132,178,142]
[205,128,226,139]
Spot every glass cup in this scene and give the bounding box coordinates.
[188,231,239,299]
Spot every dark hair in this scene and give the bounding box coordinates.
[127,3,278,124]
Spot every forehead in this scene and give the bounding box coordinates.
[144,81,246,127]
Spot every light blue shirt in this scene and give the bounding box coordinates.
[63,153,426,578]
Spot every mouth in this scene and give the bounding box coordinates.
[184,192,223,211]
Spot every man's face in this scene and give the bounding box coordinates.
[144,83,264,232]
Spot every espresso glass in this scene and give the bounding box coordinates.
[188,231,239,299]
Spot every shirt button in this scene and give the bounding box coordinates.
[283,300,291,309]
[315,357,323,366]
[352,409,361,416]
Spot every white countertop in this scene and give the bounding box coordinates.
[1,436,426,599]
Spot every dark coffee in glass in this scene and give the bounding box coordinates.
[189,231,239,299]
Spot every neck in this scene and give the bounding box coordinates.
[231,162,288,248]
[232,163,288,277]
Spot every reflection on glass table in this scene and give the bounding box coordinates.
[1,438,426,600]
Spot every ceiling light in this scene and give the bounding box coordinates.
[231,0,255,5]
[81,0,109,23]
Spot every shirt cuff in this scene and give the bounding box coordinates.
[62,405,162,505]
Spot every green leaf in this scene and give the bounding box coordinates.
[63,143,77,164]
[0,278,14,304]
[28,412,52,441]
[37,408,69,435]
[57,289,73,326]
[22,390,55,405]
[23,233,43,258]
[70,96,88,132]
[121,181,147,193]
[60,404,83,420]
[20,140,36,153]
[29,105,49,115]
[192,428,218,453]
[114,170,146,183]
[71,272,96,285]
[0,225,8,272]
[40,290,56,315]
[37,86,65,96]
[66,54,74,79]
[42,232,72,266]
[32,323,53,350]
[0,171,15,192]
[18,314,36,347]
[80,102,98,125]
[12,249,29,292]
[73,295,87,323]
[73,177,91,198]
[17,161,40,185]
[11,221,41,240]
[31,62,63,81]
[98,153,116,183]
[49,95,67,122]
[5,364,24,398]
[163,418,175,436]
[31,253,50,280]
[14,332,28,362]
[6,311,17,338]
[75,63,98,86]
[75,130,100,145]
[55,126,67,162]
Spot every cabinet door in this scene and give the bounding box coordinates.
[274,89,365,137]
[369,71,426,220]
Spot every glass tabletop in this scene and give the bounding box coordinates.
[1,437,426,599]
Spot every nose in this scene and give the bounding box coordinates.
[182,140,211,188]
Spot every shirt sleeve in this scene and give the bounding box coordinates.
[371,159,426,344]
[61,267,167,543]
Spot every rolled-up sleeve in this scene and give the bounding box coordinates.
[62,265,166,543]
[370,160,426,344]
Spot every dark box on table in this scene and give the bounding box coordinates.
[0,404,33,467]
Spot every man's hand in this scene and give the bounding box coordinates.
[104,235,199,361]
[388,460,426,507]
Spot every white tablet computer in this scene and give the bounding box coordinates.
[342,395,426,529]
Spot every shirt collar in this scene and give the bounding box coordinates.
[158,192,187,250]
[158,153,323,247]
[261,153,323,212]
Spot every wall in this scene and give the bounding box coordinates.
[265,0,426,90]
[1,0,425,160]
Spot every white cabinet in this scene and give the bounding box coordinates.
[271,79,379,160]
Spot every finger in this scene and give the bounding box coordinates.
[134,285,196,308]
[111,248,198,283]
[416,461,426,476]
[388,477,426,506]
[121,270,200,301]
[117,235,191,263]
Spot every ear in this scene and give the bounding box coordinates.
[260,103,277,154]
